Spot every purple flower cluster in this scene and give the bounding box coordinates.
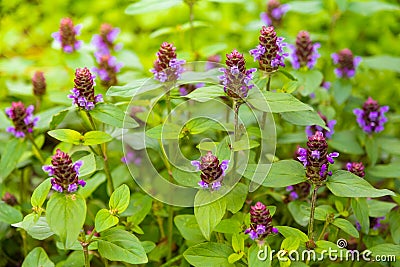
[331,48,361,78]
[219,49,256,101]
[306,112,336,139]
[68,67,103,110]
[346,162,365,178]
[52,17,82,53]
[92,24,123,87]
[191,151,229,190]
[353,97,389,134]
[244,202,278,241]
[42,149,86,193]
[297,131,339,183]
[285,182,311,202]
[32,71,46,97]
[250,26,288,73]
[260,0,289,27]
[5,102,39,138]
[289,31,320,69]
[151,42,185,83]
[356,216,386,231]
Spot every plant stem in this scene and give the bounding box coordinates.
[308,185,320,241]
[83,244,90,267]
[317,220,329,241]
[260,74,271,130]
[86,111,114,193]
[160,254,183,267]
[26,133,45,164]
[233,100,240,171]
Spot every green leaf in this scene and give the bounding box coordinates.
[47,129,82,145]
[362,56,400,73]
[95,209,119,233]
[90,103,138,129]
[248,243,271,267]
[214,218,242,234]
[292,70,323,96]
[367,243,400,257]
[332,218,359,238]
[231,233,244,252]
[186,85,225,102]
[83,131,112,145]
[125,193,153,225]
[109,184,130,214]
[326,170,395,198]
[79,173,106,198]
[225,183,247,213]
[281,110,327,128]
[367,199,397,218]
[228,253,243,264]
[329,131,364,155]
[365,137,378,166]
[22,247,54,267]
[351,198,369,234]
[185,117,224,135]
[49,109,69,130]
[146,123,183,139]
[287,1,323,14]
[378,137,400,155]
[0,202,23,224]
[62,251,86,267]
[281,237,301,251]
[125,0,182,15]
[0,138,26,182]
[194,191,226,240]
[97,228,148,264]
[367,163,400,178]
[107,78,161,97]
[31,178,51,208]
[183,242,234,267]
[389,211,400,244]
[12,214,53,240]
[46,193,86,249]
[332,79,352,104]
[348,1,400,16]
[278,69,298,81]
[243,160,306,188]
[288,201,310,227]
[232,139,259,151]
[275,226,308,243]
[77,153,96,177]
[174,214,206,241]
[247,91,313,113]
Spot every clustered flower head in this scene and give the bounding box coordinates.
[306,112,336,139]
[191,151,229,190]
[93,54,123,88]
[92,23,123,87]
[5,102,39,138]
[92,23,122,56]
[285,182,311,202]
[250,26,288,73]
[151,42,185,83]
[261,0,289,27]
[353,97,389,134]
[346,162,365,178]
[219,49,256,101]
[32,71,46,97]
[42,149,86,193]
[68,67,103,110]
[2,192,18,206]
[297,131,339,184]
[244,202,278,241]
[51,17,82,53]
[331,48,361,78]
[289,31,320,70]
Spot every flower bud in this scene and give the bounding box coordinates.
[331,48,361,78]
[244,202,277,241]
[261,0,289,27]
[5,102,39,138]
[51,17,82,53]
[346,162,365,178]
[32,71,46,97]
[151,42,185,82]
[289,31,320,69]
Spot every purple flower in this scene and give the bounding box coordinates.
[205,55,221,70]
[353,97,389,134]
[250,26,288,73]
[5,102,39,138]
[289,31,320,70]
[2,192,18,206]
[285,182,311,202]
[121,150,142,165]
[331,48,361,78]
[179,83,204,96]
[93,54,123,88]
[151,42,185,83]
[372,216,385,230]
[297,131,339,183]
[92,23,122,55]
[42,149,85,193]
[191,151,229,191]
[355,221,361,231]
[346,162,365,178]
[52,17,82,53]
[245,202,275,241]
[68,67,103,110]
[219,49,256,101]
[260,0,289,27]
[306,112,336,139]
